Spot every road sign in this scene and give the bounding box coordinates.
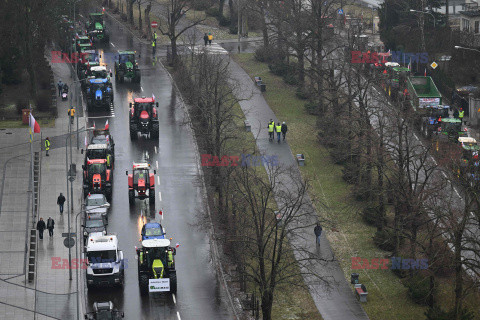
[430,61,438,69]
[64,237,75,248]
[338,9,344,14]
[151,21,158,28]
[62,232,76,237]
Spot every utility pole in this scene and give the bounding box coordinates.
[237,0,241,52]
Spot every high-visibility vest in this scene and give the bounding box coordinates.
[276,125,282,133]
[106,154,111,167]
[208,34,213,41]
[153,32,157,40]
[268,124,274,132]
[167,251,174,268]
[45,140,51,150]
[459,110,464,118]
[68,108,75,117]
[152,41,156,47]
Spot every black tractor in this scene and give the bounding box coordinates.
[129,97,159,140]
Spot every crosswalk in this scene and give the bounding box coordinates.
[193,43,228,55]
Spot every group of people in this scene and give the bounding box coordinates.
[203,33,213,46]
[57,80,68,97]
[35,193,65,239]
[268,119,288,143]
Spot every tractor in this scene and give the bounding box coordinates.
[114,51,140,83]
[136,238,177,295]
[86,12,109,43]
[83,159,112,201]
[84,301,124,320]
[129,97,159,140]
[126,162,155,205]
[86,78,113,110]
[73,35,93,54]
[77,49,100,77]
[83,65,112,91]
[436,118,467,142]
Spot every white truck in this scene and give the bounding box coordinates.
[86,233,124,289]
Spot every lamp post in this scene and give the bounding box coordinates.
[454,45,480,53]
[65,126,94,281]
[410,9,436,28]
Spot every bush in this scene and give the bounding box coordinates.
[35,90,51,112]
[191,0,214,10]
[206,7,220,17]
[295,87,310,100]
[342,161,359,184]
[255,46,276,63]
[362,206,379,226]
[373,229,396,251]
[425,307,475,320]
[229,25,238,35]
[304,101,318,115]
[268,62,293,77]
[120,13,127,21]
[282,73,299,85]
[218,15,230,26]
[404,274,431,305]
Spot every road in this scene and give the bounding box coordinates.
[82,15,234,320]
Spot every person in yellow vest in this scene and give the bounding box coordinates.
[153,31,157,42]
[152,39,156,55]
[67,106,75,125]
[45,137,51,156]
[276,122,282,143]
[268,120,274,141]
[167,250,174,268]
[207,32,213,45]
[459,108,465,124]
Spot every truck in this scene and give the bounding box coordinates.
[86,233,124,289]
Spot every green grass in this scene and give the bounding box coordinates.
[232,53,429,320]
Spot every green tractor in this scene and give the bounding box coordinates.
[114,51,141,83]
[437,118,467,142]
[86,13,109,43]
[73,35,93,54]
[136,239,177,296]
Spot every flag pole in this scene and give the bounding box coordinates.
[29,104,35,228]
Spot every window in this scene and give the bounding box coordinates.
[463,18,471,32]
[475,21,479,34]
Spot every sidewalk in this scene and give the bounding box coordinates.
[227,59,370,320]
[0,49,86,319]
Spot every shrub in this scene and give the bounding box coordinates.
[218,15,230,26]
[268,62,292,77]
[342,161,359,184]
[362,206,379,226]
[425,307,475,320]
[254,46,276,63]
[404,274,431,305]
[120,13,127,21]
[373,229,396,251]
[35,90,51,112]
[282,73,299,85]
[206,7,220,17]
[229,25,238,35]
[295,87,310,100]
[304,101,318,115]
[191,0,214,11]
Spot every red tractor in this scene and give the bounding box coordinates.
[129,97,159,140]
[126,162,156,205]
[83,159,113,201]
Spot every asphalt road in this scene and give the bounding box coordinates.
[82,15,233,320]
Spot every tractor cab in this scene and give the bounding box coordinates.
[74,35,93,53]
[126,162,155,204]
[390,66,411,89]
[129,97,159,139]
[84,301,124,320]
[115,51,140,83]
[87,66,112,81]
[86,12,109,43]
[141,222,166,241]
[86,78,112,110]
[438,118,466,141]
[85,144,113,169]
[459,137,480,164]
[136,238,177,295]
[91,129,115,155]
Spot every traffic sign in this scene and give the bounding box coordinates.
[151,21,158,28]
[64,237,75,248]
[62,232,76,237]
[338,9,344,14]
[430,61,438,69]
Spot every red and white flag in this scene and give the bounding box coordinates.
[175,243,180,248]
[424,68,427,76]
[105,120,109,130]
[29,113,41,133]
[152,94,156,101]
[84,136,88,147]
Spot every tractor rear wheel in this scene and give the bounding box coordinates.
[139,274,149,296]
[129,190,135,205]
[170,273,177,294]
[149,189,155,204]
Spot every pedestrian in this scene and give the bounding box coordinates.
[45,137,51,156]
[275,122,282,143]
[57,193,66,214]
[314,222,322,247]
[67,106,75,125]
[281,121,288,141]
[208,32,213,45]
[152,39,156,55]
[36,217,46,240]
[57,80,63,97]
[268,120,274,142]
[203,33,208,46]
[153,31,157,42]
[47,217,55,237]
[459,108,465,124]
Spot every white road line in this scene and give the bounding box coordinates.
[158,191,162,201]
[157,176,160,185]
[454,188,461,198]
[154,146,157,154]
[177,311,181,320]
[141,86,144,92]
[156,160,158,169]
[110,42,115,47]
[442,171,448,178]
[172,294,176,305]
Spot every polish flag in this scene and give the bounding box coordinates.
[84,136,88,146]
[175,243,180,248]
[424,68,427,76]
[105,120,109,130]
[152,94,155,101]
[29,113,41,133]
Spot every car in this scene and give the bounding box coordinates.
[84,301,124,319]
[83,213,108,245]
[85,193,110,218]
[141,222,166,241]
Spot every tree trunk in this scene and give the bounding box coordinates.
[24,0,37,98]
[376,127,385,231]
[138,1,142,32]
[171,38,178,64]
[145,1,152,41]
[427,236,435,307]
[453,229,463,320]
[261,290,274,320]
[228,0,234,21]
[260,6,269,47]
[219,0,225,17]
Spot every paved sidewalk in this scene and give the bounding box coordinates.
[0,49,87,319]
[227,59,370,320]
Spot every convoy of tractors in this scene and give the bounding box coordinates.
[61,10,177,317]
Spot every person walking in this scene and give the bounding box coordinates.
[459,108,465,124]
[153,31,157,43]
[57,80,63,97]
[44,137,51,156]
[268,120,274,142]
[203,33,208,46]
[281,121,288,141]
[152,39,156,55]
[275,122,282,143]
[67,106,75,125]
[208,32,213,45]
[36,218,46,240]
[57,193,66,214]
[47,217,55,237]
[314,222,322,247]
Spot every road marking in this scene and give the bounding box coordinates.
[177,311,181,320]
[156,160,158,169]
[157,176,160,185]
[154,146,157,154]
[141,86,144,92]
[172,294,176,305]
[86,115,116,119]
[158,191,162,201]
[110,42,115,47]
[454,188,461,198]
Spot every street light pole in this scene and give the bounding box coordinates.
[454,45,480,53]
[410,9,436,28]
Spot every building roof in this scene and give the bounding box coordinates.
[459,10,480,17]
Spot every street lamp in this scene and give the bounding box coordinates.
[455,45,480,53]
[410,9,436,28]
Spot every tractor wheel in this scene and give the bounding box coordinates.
[87,282,93,290]
[149,189,155,204]
[136,73,141,83]
[170,273,177,294]
[130,130,137,140]
[139,274,149,296]
[151,123,159,139]
[106,189,112,202]
[129,190,135,205]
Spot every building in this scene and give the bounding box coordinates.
[456,0,480,47]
